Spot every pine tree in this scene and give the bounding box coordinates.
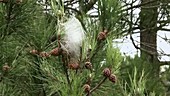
[0,0,122,96]
[0,0,168,96]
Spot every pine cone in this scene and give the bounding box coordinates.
[49,47,61,56]
[103,68,111,77]
[97,30,108,41]
[68,63,79,70]
[30,49,39,55]
[39,52,50,58]
[109,74,116,83]
[2,63,10,72]
[83,84,90,93]
[85,62,92,69]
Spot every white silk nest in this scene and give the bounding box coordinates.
[61,17,85,59]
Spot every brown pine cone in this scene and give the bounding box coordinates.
[30,49,39,55]
[2,63,10,72]
[49,47,61,56]
[109,74,116,83]
[85,62,92,69]
[68,63,79,70]
[83,84,90,93]
[97,30,108,41]
[103,68,111,77]
[39,52,50,58]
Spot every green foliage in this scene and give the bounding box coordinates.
[98,0,120,31]
[0,0,57,95]
[0,0,169,96]
[106,39,123,73]
[119,56,166,96]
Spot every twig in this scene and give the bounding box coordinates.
[121,0,157,12]
[64,6,81,15]
[84,0,98,13]
[129,0,139,50]
[45,0,48,15]
[61,54,71,86]
[89,77,107,94]
[64,0,79,6]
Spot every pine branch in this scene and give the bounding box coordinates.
[160,28,170,32]
[61,53,71,88]
[84,0,98,13]
[89,77,107,95]
[121,0,157,12]
[64,6,81,15]
[79,0,97,13]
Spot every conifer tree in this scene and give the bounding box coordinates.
[0,0,169,96]
[0,0,122,95]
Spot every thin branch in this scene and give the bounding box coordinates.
[160,28,170,32]
[64,0,79,6]
[84,0,98,13]
[89,77,107,94]
[64,6,81,15]
[158,20,170,24]
[61,53,71,87]
[121,0,157,12]
[159,61,170,66]
[133,39,170,58]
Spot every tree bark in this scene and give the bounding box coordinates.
[139,0,159,75]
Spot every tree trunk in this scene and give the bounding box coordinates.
[139,0,159,75]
